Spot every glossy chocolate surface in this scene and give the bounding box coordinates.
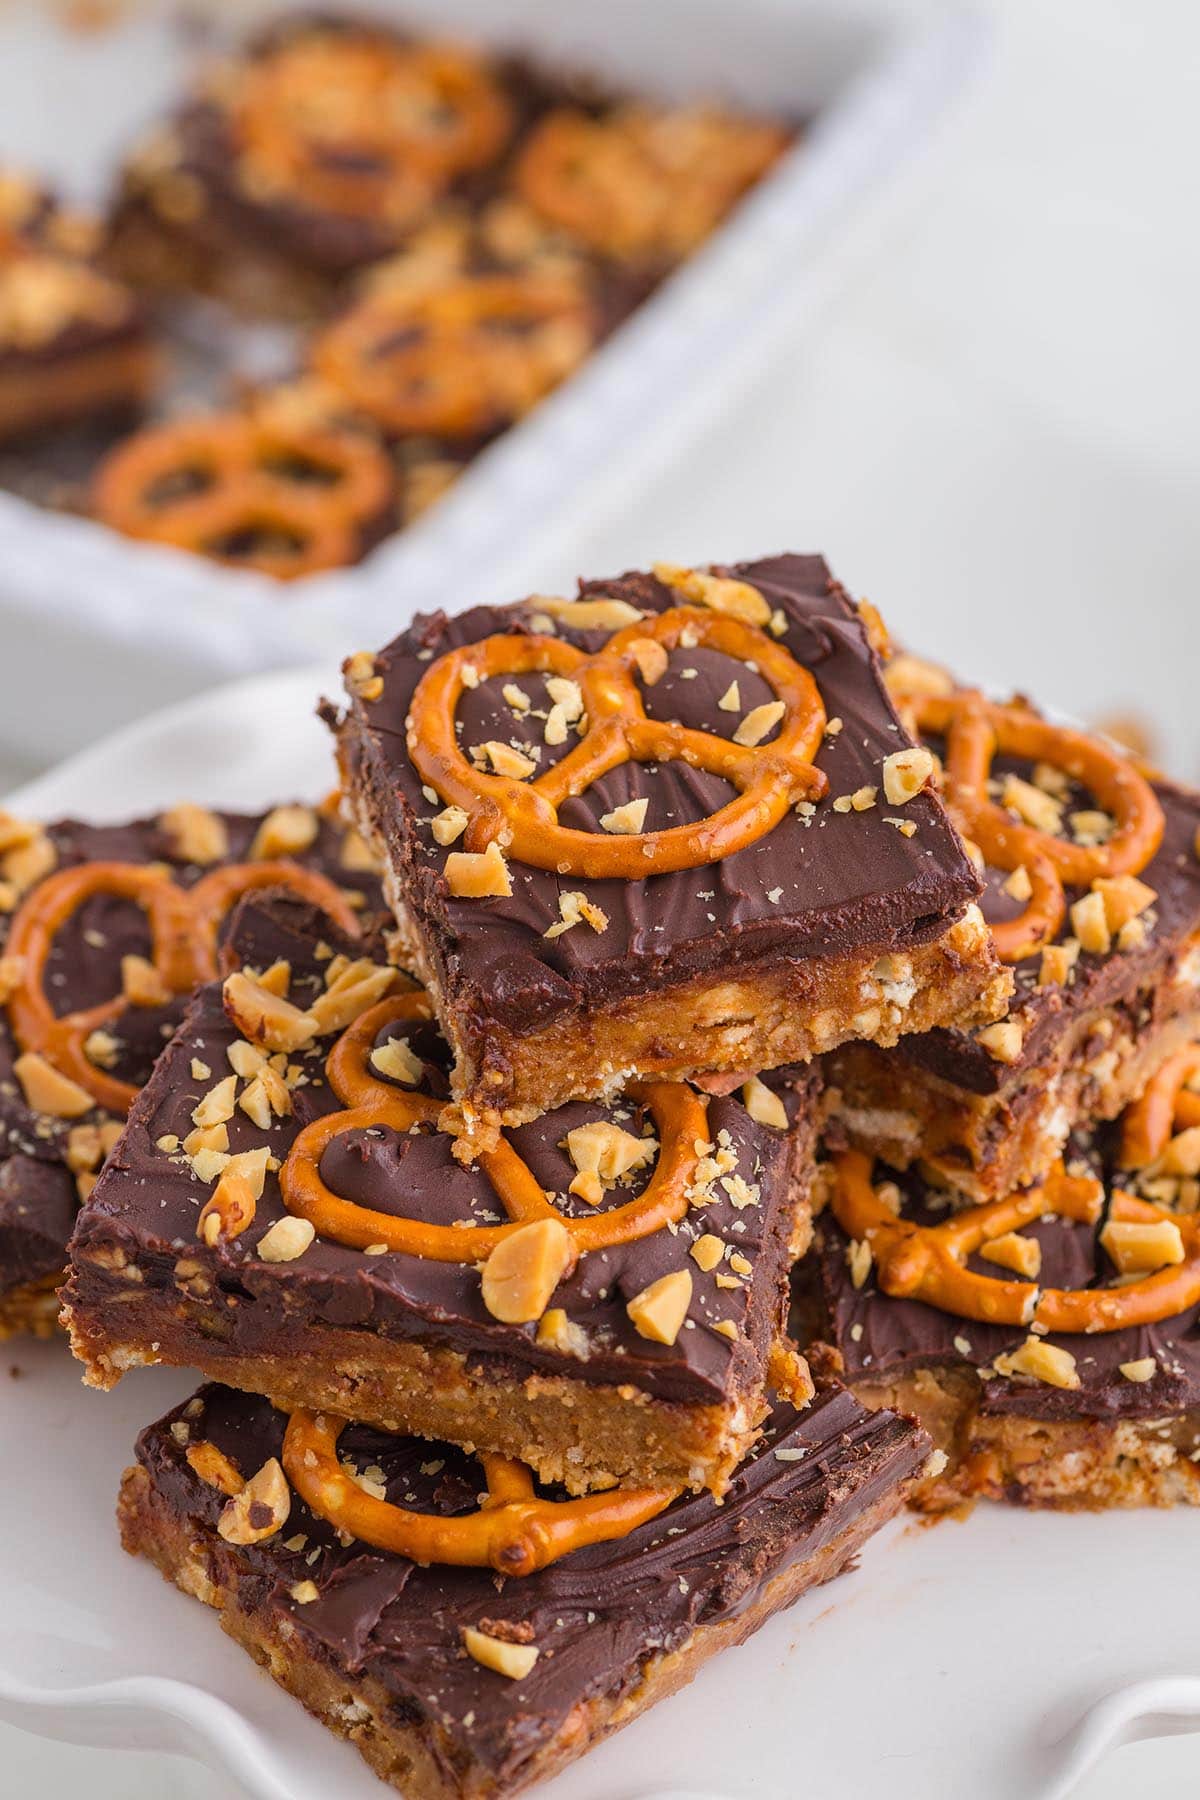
[133,1380,925,1789]
[70,894,812,1406]
[814,1131,1200,1422]
[338,555,983,1038]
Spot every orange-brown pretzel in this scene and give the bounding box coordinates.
[406,605,827,880]
[280,994,709,1257]
[4,858,360,1115]
[832,1148,1200,1334]
[232,35,512,225]
[889,687,1165,962]
[282,1407,674,1576]
[513,107,788,263]
[92,415,393,580]
[311,272,592,442]
[1120,1044,1200,1169]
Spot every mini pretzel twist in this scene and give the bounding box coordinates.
[312,272,592,442]
[888,688,1164,963]
[282,1407,675,1576]
[832,1148,1200,1334]
[280,994,710,1258]
[1120,1044,1200,1169]
[4,858,360,1115]
[513,107,788,262]
[92,415,393,579]
[406,605,828,880]
[232,35,512,225]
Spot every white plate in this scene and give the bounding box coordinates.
[3,667,1200,1800]
[0,0,987,763]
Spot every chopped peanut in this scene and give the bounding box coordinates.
[462,1626,539,1680]
[223,971,316,1053]
[626,1268,692,1345]
[543,891,609,939]
[339,827,378,872]
[535,596,643,631]
[186,1441,244,1496]
[652,562,770,625]
[0,952,24,1002]
[980,1231,1041,1278]
[480,1219,572,1324]
[846,1238,872,1290]
[741,1075,787,1130]
[239,1065,293,1128]
[431,806,470,846]
[197,1171,258,1246]
[733,701,785,747]
[474,741,537,780]
[1002,866,1033,903]
[371,1037,424,1085]
[882,746,934,806]
[690,1233,725,1272]
[599,797,649,835]
[159,803,229,865]
[257,960,292,997]
[309,961,397,1034]
[1160,1127,1200,1177]
[217,1457,290,1544]
[1070,890,1111,956]
[1100,1217,1185,1274]
[535,1308,589,1357]
[250,805,319,860]
[976,1020,1024,1064]
[1092,874,1156,932]
[1002,774,1062,834]
[565,1120,656,1205]
[256,1216,317,1263]
[14,1051,93,1119]
[883,654,953,698]
[192,1074,237,1129]
[345,651,384,702]
[627,637,668,685]
[1038,941,1080,988]
[444,840,512,899]
[992,1338,1079,1390]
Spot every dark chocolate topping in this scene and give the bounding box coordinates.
[0,807,381,1298]
[813,1132,1200,1423]
[339,555,983,1039]
[70,892,813,1407]
[135,1381,926,1786]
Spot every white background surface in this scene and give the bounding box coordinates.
[2,0,1200,1794]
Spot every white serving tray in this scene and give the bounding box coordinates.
[0,0,986,764]
[3,665,1200,1800]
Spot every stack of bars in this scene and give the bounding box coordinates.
[0,550,1188,1796]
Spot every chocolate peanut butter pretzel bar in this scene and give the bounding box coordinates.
[825,660,1200,1201]
[332,554,1010,1145]
[0,167,156,446]
[808,1042,1200,1510]
[106,12,791,326]
[119,1381,929,1800]
[65,893,816,1496]
[0,801,381,1338]
[107,14,522,320]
